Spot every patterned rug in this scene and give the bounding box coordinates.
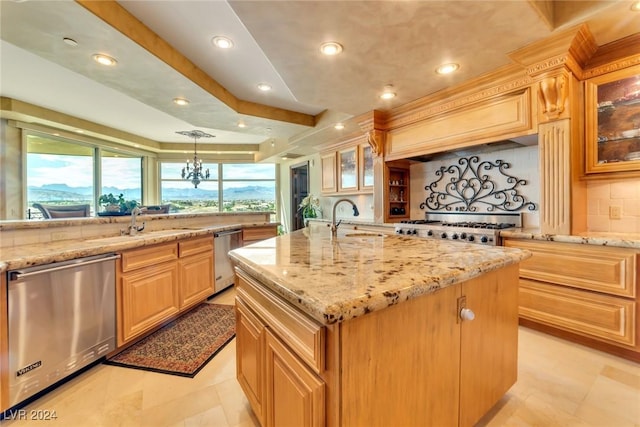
[105,303,236,378]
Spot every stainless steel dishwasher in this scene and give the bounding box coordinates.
[6,253,118,407]
[213,229,242,293]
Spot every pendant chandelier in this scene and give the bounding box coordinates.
[176,130,215,188]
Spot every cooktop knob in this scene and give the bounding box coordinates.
[396,229,404,235]
[480,236,489,243]
[460,233,467,239]
[411,229,418,235]
[427,230,433,236]
[452,233,459,240]
[441,232,448,239]
[467,235,475,242]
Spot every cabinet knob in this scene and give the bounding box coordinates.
[460,308,475,321]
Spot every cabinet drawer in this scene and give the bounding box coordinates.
[179,235,213,257]
[121,242,178,272]
[519,279,636,348]
[504,239,636,298]
[243,226,277,243]
[236,269,325,374]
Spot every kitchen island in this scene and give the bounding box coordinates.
[229,226,531,427]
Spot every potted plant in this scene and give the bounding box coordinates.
[98,193,138,214]
[298,194,321,226]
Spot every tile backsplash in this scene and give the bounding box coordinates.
[409,145,540,228]
[587,179,640,233]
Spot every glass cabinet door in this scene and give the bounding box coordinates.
[359,144,374,190]
[339,147,358,191]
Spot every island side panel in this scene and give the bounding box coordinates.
[459,263,519,427]
[339,283,462,427]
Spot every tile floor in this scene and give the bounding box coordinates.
[1,288,639,427]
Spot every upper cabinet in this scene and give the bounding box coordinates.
[321,139,374,195]
[338,146,358,192]
[585,64,640,177]
[359,144,374,191]
[320,153,337,193]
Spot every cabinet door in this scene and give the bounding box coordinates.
[265,329,324,427]
[359,143,374,190]
[320,153,337,193]
[338,147,358,192]
[119,262,180,345]
[459,264,519,427]
[178,251,214,310]
[236,299,266,425]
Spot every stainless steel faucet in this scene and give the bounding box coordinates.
[331,198,359,237]
[128,206,145,236]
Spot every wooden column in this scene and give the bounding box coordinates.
[539,119,572,234]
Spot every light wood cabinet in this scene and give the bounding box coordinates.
[118,243,180,345]
[320,153,337,193]
[117,235,215,347]
[235,263,520,427]
[337,146,358,192]
[236,298,266,425]
[503,238,639,360]
[321,141,374,195]
[178,236,214,310]
[236,269,325,427]
[265,329,325,427]
[358,143,374,191]
[243,225,278,246]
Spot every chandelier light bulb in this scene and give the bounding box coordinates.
[176,130,215,188]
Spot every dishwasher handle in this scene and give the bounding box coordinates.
[9,254,120,281]
[214,229,242,238]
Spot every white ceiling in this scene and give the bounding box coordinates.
[1,0,639,154]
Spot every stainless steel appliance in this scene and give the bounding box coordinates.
[6,253,118,407]
[394,212,521,246]
[214,229,242,293]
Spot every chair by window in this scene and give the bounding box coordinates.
[33,203,91,219]
[140,204,171,214]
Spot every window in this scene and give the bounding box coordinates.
[25,133,143,219]
[160,162,219,213]
[27,135,94,218]
[222,164,276,213]
[160,162,276,215]
[101,150,142,203]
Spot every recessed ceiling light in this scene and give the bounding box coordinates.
[380,85,396,100]
[92,54,117,66]
[173,97,189,106]
[436,63,459,75]
[631,1,640,11]
[257,83,272,91]
[238,121,246,128]
[63,37,78,47]
[75,129,84,133]
[212,36,234,49]
[320,41,343,56]
[334,123,345,130]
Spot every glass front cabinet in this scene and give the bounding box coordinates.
[321,141,375,195]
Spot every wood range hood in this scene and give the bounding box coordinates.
[404,134,539,163]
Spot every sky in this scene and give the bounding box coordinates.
[27,155,276,190]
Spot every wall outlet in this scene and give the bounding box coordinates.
[609,205,622,220]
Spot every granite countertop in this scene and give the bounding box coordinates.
[500,229,640,249]
[0,222,276,272]
[229,226,531,325]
